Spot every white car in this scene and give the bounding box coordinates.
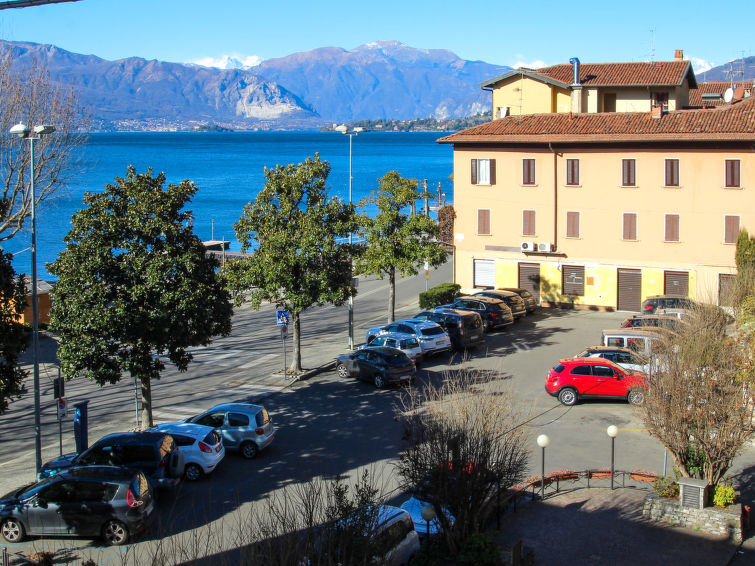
[357,332,423,362]
[366,320,451,356]
[149,423,225,481]
[399,495,455,536]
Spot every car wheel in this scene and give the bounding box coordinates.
[557,388,578,406]
[184,463,203,481]
[102,519,129,546]
[628,388,646,406]
[336,363,350,378]
[374,373,385,389]
[241,440,259,460]
[1,518,24,543]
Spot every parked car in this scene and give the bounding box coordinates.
[336,347,416,388]
[641,295,695,314]
[498,287,538,314]
[184,403,275,460]
[357,332,423,362]
[575,346,649,373]
[620,314,683,331]
[366,320,451,356]
[601,327,671,355]
[471,290,528,320]
[413,308,485,350]
[399,495,455,537]
[1,466,154,545]
[39,432,184,491]
[148,423,225,481]
[655,308,695,322]
[545,357,647,406]
[444,296,514,331]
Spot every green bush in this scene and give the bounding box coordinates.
[419,282,461,309]
[653,475,680,499]
[456,533,502,566]
[409,536,449,566]
[713,485,736,507]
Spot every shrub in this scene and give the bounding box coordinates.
[419,282,460,309]
[409,536,450,566]
[713,485,736,507]
[653,475,680,499]
[456,533,502,566]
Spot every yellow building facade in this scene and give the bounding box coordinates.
[440,98,754,310]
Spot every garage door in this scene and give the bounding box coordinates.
[617,268,641,311]
[473,259,495,288]
[518,262,540,301]
[664,271,689,297]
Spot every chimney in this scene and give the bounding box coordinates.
[569,57,583,113]
[651,105,664,119]
[569,57,580,85]
[675,49,684,61]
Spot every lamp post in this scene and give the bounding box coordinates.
[420,503,436,539]
[536,434,550,499]
[10,123,56,475]
[607,425,618,490]
[335,125,363,349]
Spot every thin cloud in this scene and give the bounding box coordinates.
[690,56,714,75]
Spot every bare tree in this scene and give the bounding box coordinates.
[395,367,530,554]
[0,47,87,241]
[640,304,754,485]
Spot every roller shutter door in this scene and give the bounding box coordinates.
[518,263,540,301]
[664,271,689,297]
[719,274,735,306]
[473,259,495,288]
[617,269,641,312]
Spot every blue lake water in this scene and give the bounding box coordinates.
[7,131,454,281]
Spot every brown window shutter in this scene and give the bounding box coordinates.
[725,215,740,244]
[523,210,535,236]
[665,159,679,186]
[478,209,491,235]
[665,214,679,242]
[471,159,477,185]
[567,159,579,185]
[622,159,635,186]
[623,213,637,240]
[523,159,535,184]
[489,159,496,185]
[725,160,740,188]
[566,211,580,238]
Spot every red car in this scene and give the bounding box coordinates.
[545,358,647,406]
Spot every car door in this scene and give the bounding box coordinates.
[66,480,114,537]
[27,481,73,535]
[355,351,378,381]
[590,364,626,397]
[224,412,253,449]
[567,364,594,395]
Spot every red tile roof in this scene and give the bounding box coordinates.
[688,82,754,107]
[535,60,695,87]
[438,97,755,145]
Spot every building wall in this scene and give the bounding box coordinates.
[491,76,569,116]
[452,145,750,309]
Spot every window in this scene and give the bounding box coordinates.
[522,210,536,236]
[603,93,616,112]
[570,365,592,376]
[228,412,250,427]
[477,209,491,235]
[566,211,580,238]
[470,158,496,185]
[623,213,637,240]
[652,92,669,111]
[195,412,225,428]
[724,215,740,244]
[665,159,679,187]
[522,159,536,185]
[562,265,585,296]
[664,214,680,242]
[593,365,615,377]
[622,159,636,186]
[725,160,741,188]
[566,159,580,186]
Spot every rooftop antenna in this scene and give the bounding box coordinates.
[649,28,655,62]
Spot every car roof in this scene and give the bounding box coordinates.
[560,357,622,368]
[96,431,171,445]
[150,422,216,437]
[371,331,419,340]
[432,308,479,317]
[476,289,516,297]
[376,505,412,528]
[401,319,442,329]
[581,346,637,354]
[202,402,264,413]
[602,327,669,337]
[65,466,141,481]
[458,295,504,304]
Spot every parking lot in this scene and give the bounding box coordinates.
[2,263,754,564]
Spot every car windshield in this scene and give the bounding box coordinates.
[400,338,419,349]
[383,352,409,364]
[419,326,444,336]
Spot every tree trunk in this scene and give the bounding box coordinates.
[388,267,396,322]
[140,375,153,430]
[290,310,302,373]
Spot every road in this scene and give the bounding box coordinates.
[2,261,753,564]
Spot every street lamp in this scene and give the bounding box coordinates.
[420,503,436,538]
[607,425,619,490]
[10,122,56,475]
[335,125,363,349]
[536,433,550,499]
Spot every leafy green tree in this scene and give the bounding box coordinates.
[355,171,447,322]
[0,246,28,413]
[225,154,357,373]
[48,167,233,428]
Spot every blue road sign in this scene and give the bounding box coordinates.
[276,311,290,326]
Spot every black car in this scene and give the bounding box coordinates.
[413,309,485,350]
[498,288,538,314]
[641,295,695,314]
[40,432,184,491]
[445,296,514,332]
[472,290,528,320]
[1,466,154,545]
[336,347,416,388]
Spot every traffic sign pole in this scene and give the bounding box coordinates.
[57,396,67,456]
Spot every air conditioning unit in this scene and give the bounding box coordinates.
[520,241,536,252]
[537,242,555,253]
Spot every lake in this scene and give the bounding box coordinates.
[7,131,454,281]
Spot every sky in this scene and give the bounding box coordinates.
[0,0,752,74]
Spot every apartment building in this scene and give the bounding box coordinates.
[438,96,755,310]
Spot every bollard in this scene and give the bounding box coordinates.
[2,546,8,566]
[744,505,751,531]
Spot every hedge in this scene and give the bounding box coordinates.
[419,282,461,309]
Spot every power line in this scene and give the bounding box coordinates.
[0,0,81,10]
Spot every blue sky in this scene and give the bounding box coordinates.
[0,0,752,73]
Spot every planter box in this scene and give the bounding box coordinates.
[643,493,744,542]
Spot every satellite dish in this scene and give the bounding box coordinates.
[734,85,745,100]
[724,88,734,103]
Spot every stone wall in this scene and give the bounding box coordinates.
[642,493,744,543]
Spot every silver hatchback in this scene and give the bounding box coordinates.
[185,403,275,460]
